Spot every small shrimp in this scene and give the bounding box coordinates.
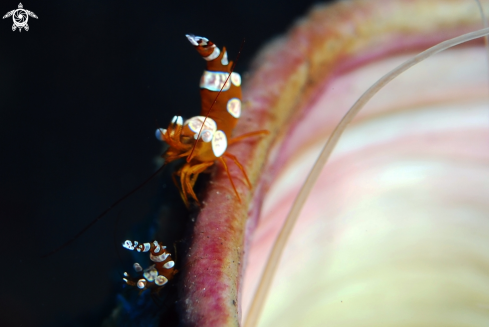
[122,240,177,291]
[155,34,268,207]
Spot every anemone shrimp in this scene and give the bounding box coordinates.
[102,0,489,326]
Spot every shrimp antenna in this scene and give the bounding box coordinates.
[42,164,167,258]
[187,38,246,162]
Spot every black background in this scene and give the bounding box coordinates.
[0,0,334,326]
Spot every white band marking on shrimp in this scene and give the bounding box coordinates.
[133,263,142,272]
[150,251,170,262]
[137,279,146,289]
[201,130,213,142]
[186,116,217,134]
[200,71,231,92]
[204,46,220,61]
[171,115,183,125]
[185,34,209,46]
[226,98,241,118]
[153,241,160,253]
[221,50,228,65]
[143,266,157,282]
[163,261,175,269]
[122,240,138,250]
[143,243,151,252]
[155,275,168,286]
[155,128,166,141]
[230,72,241,86]
[212,130,227,157]
[171,116,183,126]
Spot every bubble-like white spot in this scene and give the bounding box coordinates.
[137,279,146,289]
[187,116,217,134]
[201,130,213,143]
[231,72,241,87]
[155,275,168,286]
[143,265,158,282]
[221,51,228,65]
[204,47,220,61]
[133,263,142,272]
[150,251,169,262]
[143,243,151,252]
[163,261,175,269]
[123,240,137,250]
[226,98,241,118]
[212,130,227,157]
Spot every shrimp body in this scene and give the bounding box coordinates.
[195,36,242,138]
[156,35,265,207]
[122,240,177,291]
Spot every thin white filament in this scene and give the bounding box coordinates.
[244,26,489,327]
[474,0,489,80]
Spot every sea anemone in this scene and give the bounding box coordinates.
[110,1,489,326]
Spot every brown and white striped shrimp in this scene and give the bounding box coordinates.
[122,240,177,291]
[155,34,268,207]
